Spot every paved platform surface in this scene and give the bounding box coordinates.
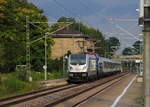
[79,73,144,107]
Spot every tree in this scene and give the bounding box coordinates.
[58,16,75,22]
[105,37,120,58]
[132,40,142,55]
[0,0,53,72]
[122,47,134,55]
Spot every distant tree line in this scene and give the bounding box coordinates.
[122,41,143,55]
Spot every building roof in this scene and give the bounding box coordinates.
[51,27,94,40]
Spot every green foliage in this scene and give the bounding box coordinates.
[105,37,120,58]
[48,58,63,72]
[136,97,144,105]
[0,73,41,98]
[31,72,45,81]
[2,76,26,93]
[50,70,65,79]
[132,40,143,55]
[122,40,143,56]
[0,0,121,74]
[31,70,65,81]
[30,57,67,81]
[16,65,28,81]
[122,47,134,55]
[0,0,53,72]
[0,76,28,98]
[58,16,76,22]
[0,71,65,98]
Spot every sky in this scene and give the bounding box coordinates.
[28,0,142,54]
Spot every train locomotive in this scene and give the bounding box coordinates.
[67,53,122,82]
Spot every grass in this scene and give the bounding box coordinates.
[31,70,67,81]
[0,70,67,98]
[0,73,41,98]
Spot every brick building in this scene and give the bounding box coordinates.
[51,27,95,59]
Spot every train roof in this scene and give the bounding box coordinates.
[69,53,121,64]
[70,53,97,56]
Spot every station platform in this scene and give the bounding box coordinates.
[79,73,144,107]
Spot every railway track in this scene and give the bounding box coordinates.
[0,72,129,107]
[71,73,130,107]
[44,72,129,107]
[0,83,80,106]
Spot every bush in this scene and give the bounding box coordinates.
[2,76,27,93]
[16,65,28,81]
[51,70,63,79]
[0,75,41,98]
[48,58,63,72]
[31,70,65,81]
[31,72,45,81]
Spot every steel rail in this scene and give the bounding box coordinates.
[72,74,129,107]
[0,84,80,106]
[44,72,129,107]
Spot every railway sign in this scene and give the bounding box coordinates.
[43,65,47,70]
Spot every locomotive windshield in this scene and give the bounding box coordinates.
[70,54,86,65]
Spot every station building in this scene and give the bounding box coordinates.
[51,27,95,59]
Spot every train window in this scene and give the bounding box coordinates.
[70,54,86,65]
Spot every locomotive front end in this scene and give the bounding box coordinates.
[68,54,88,82]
